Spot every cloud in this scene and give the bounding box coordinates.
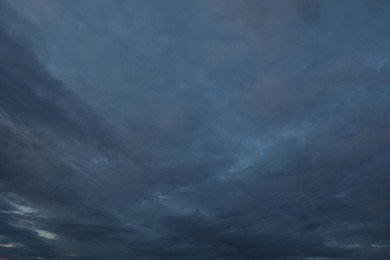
[0,0,389,259]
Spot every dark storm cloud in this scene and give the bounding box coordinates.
[0,0,390,259]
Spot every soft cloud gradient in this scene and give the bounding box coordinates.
[0,0,390,259]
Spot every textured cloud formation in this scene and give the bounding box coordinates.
[1,0,390,259]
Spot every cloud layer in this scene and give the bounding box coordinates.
[0,0,390,259]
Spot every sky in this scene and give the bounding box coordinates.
[0,0,390,259]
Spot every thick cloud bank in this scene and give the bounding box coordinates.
[0,0,390,259]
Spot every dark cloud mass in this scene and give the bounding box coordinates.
[0,0,389,259]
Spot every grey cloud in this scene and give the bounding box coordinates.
[0,0,389,259]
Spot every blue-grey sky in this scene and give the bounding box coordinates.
[0,0,390,259]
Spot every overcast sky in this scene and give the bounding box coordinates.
[0,0,390,259]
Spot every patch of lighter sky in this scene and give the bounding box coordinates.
[218,121,313,181]
[0,243,22,248]
[35,230,57,240]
